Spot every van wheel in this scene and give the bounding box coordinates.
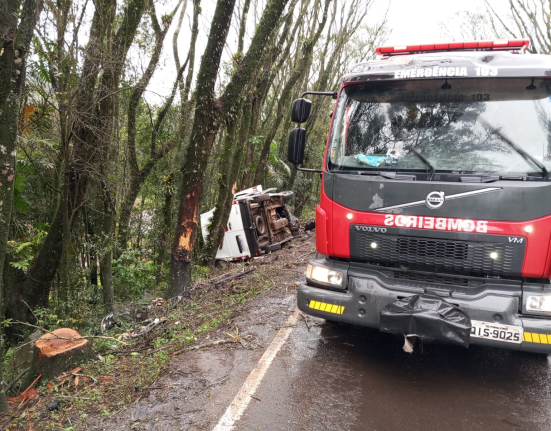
[255,215,267,235]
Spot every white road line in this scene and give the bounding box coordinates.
[212,308,299,431]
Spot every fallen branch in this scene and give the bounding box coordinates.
[189,267,257,294]
[211,268,256,286]
[126,317,168,339]
[72,373,97,383]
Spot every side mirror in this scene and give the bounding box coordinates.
[291,98,312,123]
[288,128,306,164]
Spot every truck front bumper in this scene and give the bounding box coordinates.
[297,273,551,354]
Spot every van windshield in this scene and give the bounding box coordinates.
[327,78,551,176]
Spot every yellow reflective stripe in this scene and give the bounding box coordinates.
[306,300,345,315]
[522,332,551,343]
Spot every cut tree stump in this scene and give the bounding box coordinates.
[24,328,92,386]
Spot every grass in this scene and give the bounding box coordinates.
[2,273,274,431]
[2,234,314,430]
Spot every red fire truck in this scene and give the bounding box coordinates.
[290,39,551,353]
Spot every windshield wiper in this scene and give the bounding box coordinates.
[480,118,548,181]
[331,170,396,179]
[357,171,399,179]
[408,147,435,180]
[358,171,417,180]
[331,170,416,180]
[460,175,500,183]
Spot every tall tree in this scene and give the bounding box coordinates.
[167,0,291,297]
[253,0,331,185]
[18,0,147,314]
[0,0,45,413]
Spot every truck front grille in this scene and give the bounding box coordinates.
[350,229,525,277]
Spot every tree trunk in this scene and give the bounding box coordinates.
[168,0,290,297]
[202,117,242,261]
[58,170,70,303]
[204,103,252,262]
[0,0,45,413]
[135,194,146,250]
[253,0,330,185]
[117,1,183,255]
[99,192,114,312]
[19,0,146,309]
[157,176,173,283]
[117,173,143,253]
[84,206,98,285]
[167,0,237,298]
[237,0,252,53]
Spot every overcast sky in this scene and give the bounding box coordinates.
[145,0,511,102]
[378,0,506,45]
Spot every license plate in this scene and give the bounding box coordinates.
[470,320,523,344]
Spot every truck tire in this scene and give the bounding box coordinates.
[251,194,270,203]
[280,191,294,201]
[304,220,315,231]
[263,243,281,253]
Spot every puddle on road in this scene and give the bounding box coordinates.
[290,322,551,431]
[239,319,551,431]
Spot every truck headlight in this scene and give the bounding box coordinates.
[306,264,343,286]
[526,295,551,315]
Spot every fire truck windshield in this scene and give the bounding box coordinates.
[328,78,551,178]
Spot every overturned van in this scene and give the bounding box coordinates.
[201,186,300,261]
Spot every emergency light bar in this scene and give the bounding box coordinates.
[376,39,530,56]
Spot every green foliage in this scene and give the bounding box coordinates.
[192,264,210,281]
[113,250,159,299]
[7,228,47,273]
[267,140,291,186]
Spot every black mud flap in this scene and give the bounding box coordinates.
[379,295,472,348]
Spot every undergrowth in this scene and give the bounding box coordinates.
[2,266,273,431]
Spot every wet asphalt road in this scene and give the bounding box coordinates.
[234,316,551,431]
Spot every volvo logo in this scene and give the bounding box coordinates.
[426,191,445,209]
[355,226,387,233]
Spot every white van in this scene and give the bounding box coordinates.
[201,186,299,261]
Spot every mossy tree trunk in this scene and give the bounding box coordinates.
[18,0,147,312]
[0,0,45,414]
[202,102,253,263]
[168,0,290,297]
[253,0,331,185]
